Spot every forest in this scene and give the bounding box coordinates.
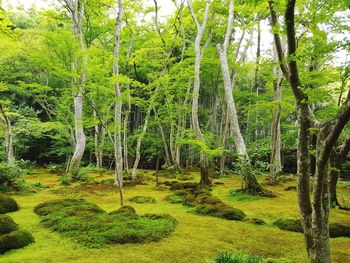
[0,0,349,262]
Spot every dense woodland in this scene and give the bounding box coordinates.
[0,0,350,262]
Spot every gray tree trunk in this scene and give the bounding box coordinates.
[0,106,15,166]
[62,0,87,173]
[113,0,125,206]
[187,0,211,185]
[217,0,263,193]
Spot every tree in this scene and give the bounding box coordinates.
[187,0,211,185]
[270,0,350,261]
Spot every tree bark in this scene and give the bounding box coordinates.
[62,0,87,174]
[0,105,14,166]
[270,47,283,183]
[187,0,211,185]
[217,0,263,194]
[113,0,125,207]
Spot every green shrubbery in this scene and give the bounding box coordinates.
[0,194,19,214]
[273,218,350,238]
[0,164,23,192]
[214,251,260,263]
[129,196,156,204]
[34,198,177,247]
[165,183,245,221]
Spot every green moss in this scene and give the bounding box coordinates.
[169,182,197,191]
[0,215,18,235]
[195,204,245,221]
[129,196,156,204]
[34,199,177,247]
[165,193,185,204]
[0,230,34,254]
[273,218,350,238]
[229,190,264,202]
[0,194,19,214]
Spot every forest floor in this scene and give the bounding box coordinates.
[2,168,350,263]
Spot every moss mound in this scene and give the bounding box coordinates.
[273,218,350,238]
[0,194,19,214]
[166,185,245,221]
[129,196,156,204]
[0,215,18,235]
[0,230,34,254]
[34,199,177,247]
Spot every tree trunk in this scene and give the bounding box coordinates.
[270,48,283,183]
[187,0,211,185]
[216,0,263,194]
[0,106,15,166]
[65,0,86,174]
[113,0,124,208]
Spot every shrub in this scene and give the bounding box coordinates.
[34,199,177,247]
[71,168,92,182]
[214,251,260,263]
[0,164,23,191]
[0,215,18,235]
[60,176,71,186]
[0,230,34,254]
[0,194,19,214]
[129,196,156,204]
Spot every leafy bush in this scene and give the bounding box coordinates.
[34,198,178,247]
[71,168,92,182]
[0,164,23,191]
[129,196,156,204]
[0,230,34,254]
[60,176,71,186]
[0,215,18,235]
[45,163,63,173]
[0,194,19,214]
[214,251,260,263]
[15,159,36,174]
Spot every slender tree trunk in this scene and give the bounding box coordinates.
[0,106,15,166]
[187,0,211,185]
[219,106,229,175]
[113,0,125,207]
[217,0,263,194]
[65,0,87,173]
[270,49,283,183]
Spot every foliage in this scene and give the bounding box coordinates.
[34,198,178,247]
[229,190,264,202]
[0,164,23,191]
[59,176,71,186]
[214,251,260,263]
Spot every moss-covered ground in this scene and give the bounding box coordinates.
[2,168,350,263]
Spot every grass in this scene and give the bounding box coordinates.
[1,168,350,262]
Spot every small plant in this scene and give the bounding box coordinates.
[46,163,63,173]
[214,251,260,263]
[71,168,92,182]
[60,176,71,186]
[32,182,44,189]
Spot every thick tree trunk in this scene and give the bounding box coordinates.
[187,0,211,185]
[69,94,86,172]
[64,0,86,174]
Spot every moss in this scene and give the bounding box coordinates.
[0,194,19,214]
[0,230,34,254]
[110,205,136,215]
[195,204,245,221]
[244,218,266,225]
[169,182,197,191]
[273,218,350,238]
[165,193,185,204]
[273,219,303,233]
[214,251,261,263]
[35,199,177,247]
[0,215,18,235]
[129,196,156,204]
